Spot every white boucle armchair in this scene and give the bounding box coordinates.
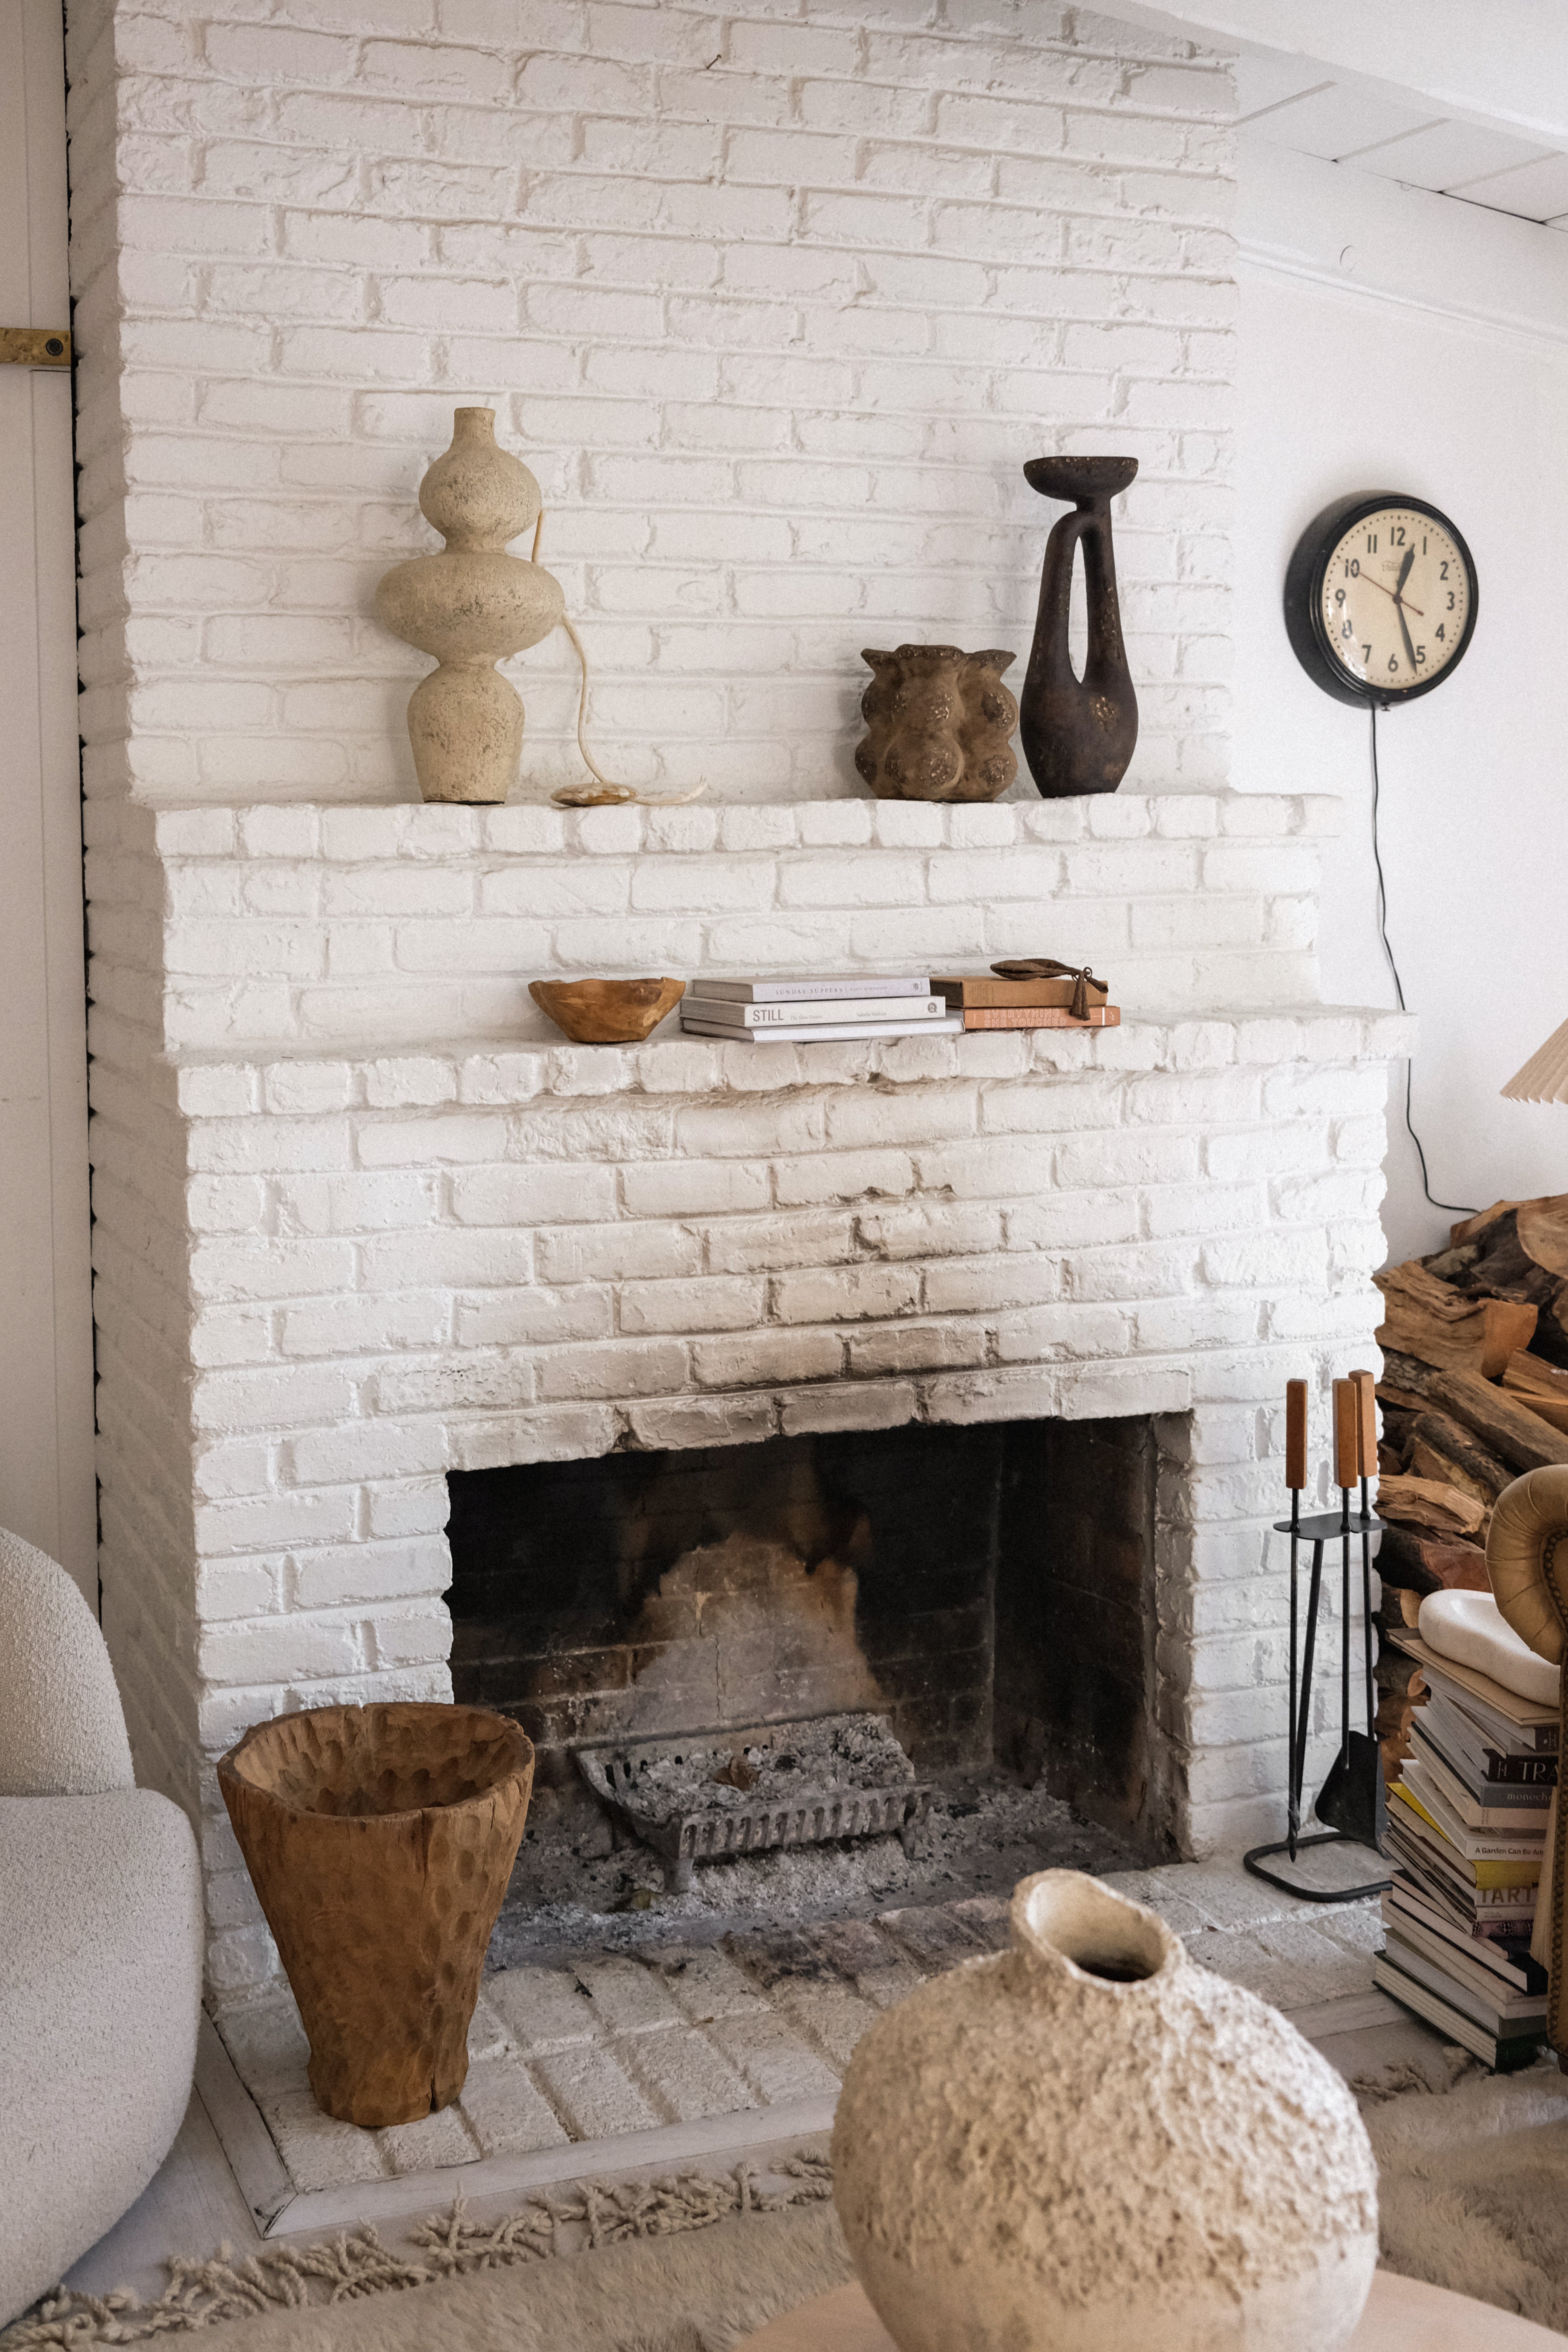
[0,1528,204,2325]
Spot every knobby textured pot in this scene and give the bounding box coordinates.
[1019,455,1138,797]
[831,1869,1378,2352]
[374,407,565,804]
[856,644,1018,801]
[218,1702,534,2128]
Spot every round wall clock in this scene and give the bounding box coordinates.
[1284,492,1478,707]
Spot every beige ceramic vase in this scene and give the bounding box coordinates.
[375,407,565,803]
[832,1870,1378,2352]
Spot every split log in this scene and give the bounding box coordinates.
[1409,1409,1513,1500]
[1377,1352,1568,1473]
[1501,1349,1568,1437]
[1375,1258,1537,1377]
[1377,1582,1424,1628]
[1516,1197,1568,1279]
[1408,1439,1493,1514]
[1375,1473,1487,1540]
[1373,1520,1490,1597]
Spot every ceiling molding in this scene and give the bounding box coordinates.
[1236,145,1568,350]
[1106,0,1568,150]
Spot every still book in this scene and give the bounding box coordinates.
[681,994,947,1029]
[1373,1952,1544,2069]
[960,1005,1120,1030]
[1380,1934,1545,2033]
[682,975,931,1003]
[680,1016,965,1044]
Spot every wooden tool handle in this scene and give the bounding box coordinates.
[1285,1380,1308,1491]
[1350,1368,1377,1480]
[1333,1378,1359,1490]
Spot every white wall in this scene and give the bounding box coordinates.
[1232,147,1568,1263]
[65,0,1237,810]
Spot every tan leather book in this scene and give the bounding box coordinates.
[961,1005,1120,1029]
[933,974,1108,1008]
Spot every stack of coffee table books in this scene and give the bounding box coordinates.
[679,977,962,1044]
[1374,1632,1554,2069]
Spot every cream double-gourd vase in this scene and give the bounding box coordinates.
[832,1871,1378,2352]
[375,407,565,804]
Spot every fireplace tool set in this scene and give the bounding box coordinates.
[1244,1370,1392,1903]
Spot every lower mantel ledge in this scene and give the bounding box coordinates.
[162,1005,1418,1118]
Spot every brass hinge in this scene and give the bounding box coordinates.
[0,328,71,368]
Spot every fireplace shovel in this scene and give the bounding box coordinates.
[1314,1727,1387,1849]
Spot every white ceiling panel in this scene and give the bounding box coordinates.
[1349,116,1552,193]
[1451,150,1568,218]
[1233,52,1334,121]
[1240,81,1442,163]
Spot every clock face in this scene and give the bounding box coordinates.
[1283,492,1478,708]
[1317,506,1471,696]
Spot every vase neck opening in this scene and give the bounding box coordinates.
[1010,1868,1176,1988]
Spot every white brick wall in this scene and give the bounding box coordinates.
[65,0,1236,807]
[80,782,1414,1994]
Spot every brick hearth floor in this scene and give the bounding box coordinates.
[209,1854,1393,2213]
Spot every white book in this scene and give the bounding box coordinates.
[686,975,931,1003]
[681,994,948,1029]
[680,1016,966,1044]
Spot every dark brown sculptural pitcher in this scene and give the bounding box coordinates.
[1019,455,1138,798]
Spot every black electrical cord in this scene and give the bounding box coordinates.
[1368,702,1476,1218]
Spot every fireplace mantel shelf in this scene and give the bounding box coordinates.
[160,1005,1416,1117]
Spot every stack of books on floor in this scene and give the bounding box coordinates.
[1374,1636,1555,2069]
[678,975,963,1044]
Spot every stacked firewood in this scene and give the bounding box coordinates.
[1372,1195,1568,1782]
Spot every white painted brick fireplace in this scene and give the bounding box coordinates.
[84,787,1410,1994]
[60,0,1411,1997]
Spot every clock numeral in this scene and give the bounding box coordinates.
[1346,558,1360,577]
[1362,644,1372,664]
[1391,525,1406,546]
[1435,623,1446,642]
[1415,645,1427,663]
[1334,587,1345,606]
[1366,533,1378,553]
[1341,620,1352,639]
[1440,561,1450,579]
[1387,654,1400,674]
[1421,536,1428,554]
[1447,593,1455,610]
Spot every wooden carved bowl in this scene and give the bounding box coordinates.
[530,976,685,1043]
[218,1702,534,2127]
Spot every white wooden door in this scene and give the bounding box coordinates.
[0,0,96,1603]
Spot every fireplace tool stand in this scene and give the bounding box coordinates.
[1245,1372,1392,1905]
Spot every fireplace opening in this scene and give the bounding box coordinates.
[447,1415,1174,1958]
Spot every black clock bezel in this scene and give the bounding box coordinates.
[1283,490,1479,709]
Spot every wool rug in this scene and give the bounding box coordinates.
[1,2159,848,2352]
[16,2059,1568,2349]
[1362,2051,1568,2334]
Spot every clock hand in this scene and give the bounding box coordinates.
[1395,546,1415,596]
[1395,599,1418,677]
[1355,572,1425,619]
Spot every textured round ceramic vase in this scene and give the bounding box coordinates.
[374,407,566,803]
[856,644,1018,802]
[831,1870,1378,2352]
[218,1702,534,2128]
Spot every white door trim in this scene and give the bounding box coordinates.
[0,0,96,1601]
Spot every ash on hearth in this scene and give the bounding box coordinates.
[574,1712,931,1892]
